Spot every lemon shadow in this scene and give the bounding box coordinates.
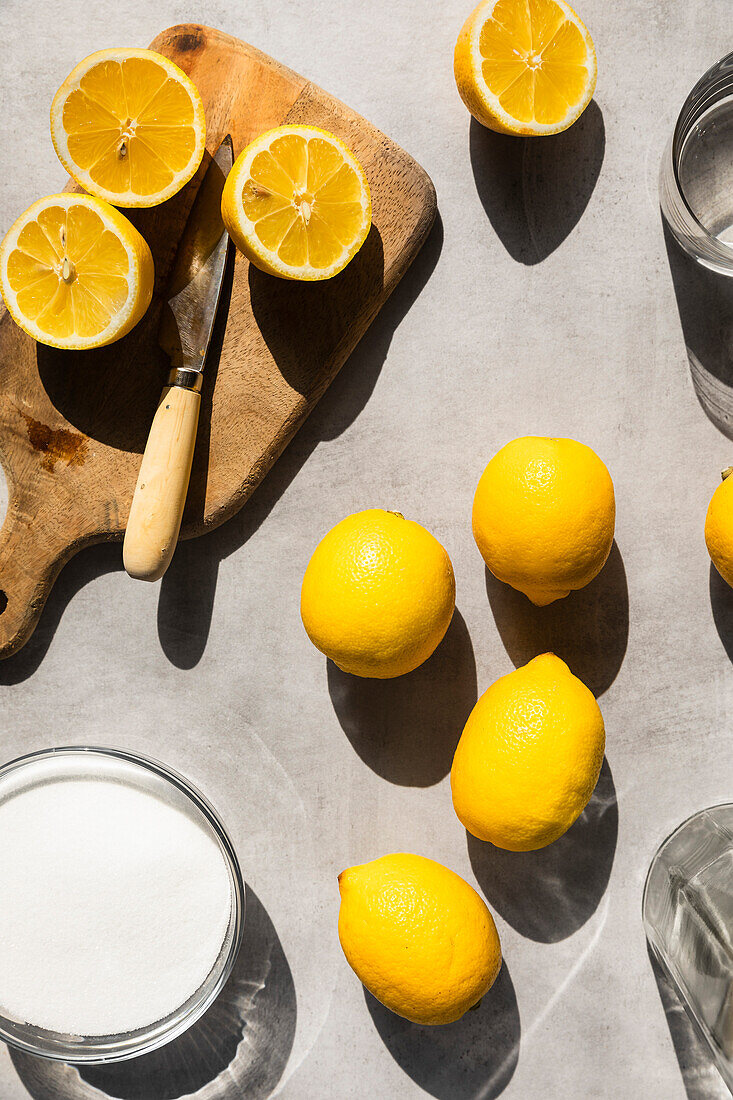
[469,100,605,264]
[484,540,628,697]
[365,960,520,1099]
[326,608,477,787]
[467,757,618,943]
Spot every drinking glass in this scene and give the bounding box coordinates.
[661,52,733,275]
[643,804,733,1092]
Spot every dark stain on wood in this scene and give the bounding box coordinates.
[173,29,205,53]
[21,415,88,472]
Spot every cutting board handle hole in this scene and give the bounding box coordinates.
[0,592,8,616]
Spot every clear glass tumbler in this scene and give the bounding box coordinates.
[643,804,733,1092]
[661,52,733,275]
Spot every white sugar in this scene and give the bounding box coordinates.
[0,775,232,1036]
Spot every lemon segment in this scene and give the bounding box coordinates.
[300,509,455,678]
[221,126,371,281]
[455,0,597,135]
[50,49,206,208]
[0,194,154,349]
[451,654,605,851]
[338,853,502,1025]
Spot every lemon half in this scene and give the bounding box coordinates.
[455,0,597,136]
[221,125,371,281]
[0,193,154,349]
[50,48,206,208]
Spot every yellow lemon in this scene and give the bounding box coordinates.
[301,509,455,678]
[221,125,371,280]
[0,193,154,350]
[705,467,733,587]
[451,653,605,851]
[50,48,206,208]
[338,853,502,1025]
[454,0,597,136]
[472,436,615,606]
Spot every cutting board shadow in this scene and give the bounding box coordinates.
[0,23,436,659]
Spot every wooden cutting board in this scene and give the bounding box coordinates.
[0,23,436,659]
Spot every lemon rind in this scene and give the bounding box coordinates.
[49,48,206,209]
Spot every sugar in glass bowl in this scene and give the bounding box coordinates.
[0,745,244,1063]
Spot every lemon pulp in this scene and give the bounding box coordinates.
[455,0,596,135]
[480,0,591,125]
[244,133,365,267]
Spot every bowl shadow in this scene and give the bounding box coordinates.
[484,540,628,697]
[469,100,605,264]
[9,885,296,1100]
[467,757,618,943]
[647,946,731,1100]
[364,960,520,1100]
[326,608,477,787]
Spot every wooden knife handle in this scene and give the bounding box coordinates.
[123,383,200,582]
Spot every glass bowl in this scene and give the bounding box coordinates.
[0,745,244,1063]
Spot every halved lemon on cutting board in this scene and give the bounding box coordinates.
[50,48,206,208]
[221,125,371,281]
[0,193,154,349]
[454,0,597,136]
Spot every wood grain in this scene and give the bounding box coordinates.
[0,23,436,658]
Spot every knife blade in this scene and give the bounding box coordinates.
[159,135,234,373]
[123,136,234,583]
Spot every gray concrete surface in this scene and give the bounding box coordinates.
[1,0,732,1097]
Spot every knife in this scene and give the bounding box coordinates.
[123,135,234,582]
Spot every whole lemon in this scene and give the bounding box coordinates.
[338,853,501,1025]
[451,654,605,851]
[472,437,615,606]
[301,510,455,678]
[705,468,733,587]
